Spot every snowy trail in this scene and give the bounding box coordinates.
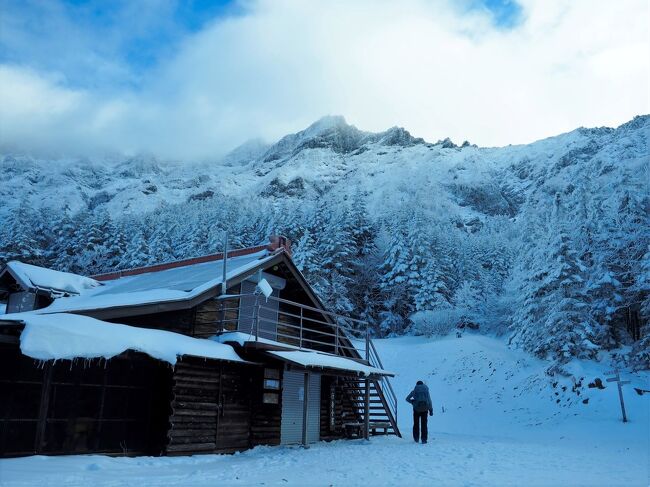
[1,335,648,487]
[0,434,644,487]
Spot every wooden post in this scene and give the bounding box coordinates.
[363,377,370,440]
[254,294,260,342]
[35,363,53,453]
[335,317,339,355]
[605,369,630,423]
[365,328,370,362]
[302,372,310,447]
[299,306,303,350]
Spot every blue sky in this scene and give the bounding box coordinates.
[0,0,523,90]
[0,0,647,159]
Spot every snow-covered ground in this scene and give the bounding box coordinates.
[1,334,648,487]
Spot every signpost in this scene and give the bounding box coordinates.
[605,369,630,423]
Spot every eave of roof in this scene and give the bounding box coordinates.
[266,349,394,377]
[33,250,284,319]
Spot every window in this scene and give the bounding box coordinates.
[262,368,280,404]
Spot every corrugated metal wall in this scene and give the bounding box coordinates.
[238,281,279,340]
[280,370,320,445]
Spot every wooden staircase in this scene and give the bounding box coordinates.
[341,377,401,437]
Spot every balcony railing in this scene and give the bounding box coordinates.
[213,292,398,429]
[215,293,370,358]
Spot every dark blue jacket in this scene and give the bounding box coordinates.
[406,384,433,413]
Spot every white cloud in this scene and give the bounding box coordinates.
[0,0,648,159]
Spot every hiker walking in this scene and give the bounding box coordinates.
[406,380,433,443]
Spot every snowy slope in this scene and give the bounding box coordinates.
[1,115,648,365]
[1,334,647,487]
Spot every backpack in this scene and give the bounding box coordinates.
[414,399,429,412]
[412,387,430,412]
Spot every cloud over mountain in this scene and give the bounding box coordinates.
[0,0,648,159]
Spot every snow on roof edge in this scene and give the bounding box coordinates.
[5,261,101,295]
[1,312,250,366]
[267,350,394,377]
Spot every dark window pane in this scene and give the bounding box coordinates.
[2,421,37,455]
[264,368,280,380]
[42,421,66,453]
[126,389,149,419]
[263,392,279,404]
[68,419,98,453]
[97,422,127,452]
[103,388,129,419]
[78,363,105,386]
[76,386,103,418]
[106,360,132,385]
[51,361,81,383]
[0,345,45,383]
[126,421,149,452]
[5,383,42,419]
[49,385,77,419]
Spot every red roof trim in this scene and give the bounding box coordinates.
[92,245,269,282]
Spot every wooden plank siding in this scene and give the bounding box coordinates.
[250,367,282,447]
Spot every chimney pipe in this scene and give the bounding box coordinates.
[222,231,228,293]
[268,235,292,257]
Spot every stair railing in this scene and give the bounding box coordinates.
[367,338,398,426]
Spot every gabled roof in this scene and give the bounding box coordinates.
[0,261,101,296]
[36,249,280,317]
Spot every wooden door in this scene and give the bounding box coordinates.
[215,363,252,451]
[167,359,253,454]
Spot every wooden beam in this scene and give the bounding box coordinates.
[363,379,370,441]
[0,334,19,344]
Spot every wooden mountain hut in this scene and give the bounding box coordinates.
[0,236,400,458]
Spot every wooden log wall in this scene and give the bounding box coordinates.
[193,285,241,338]
[115,309,194,336]
[166,359,221,454]
[166,358,258,455]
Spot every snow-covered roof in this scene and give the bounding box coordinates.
[2,261,101,295]
[1,312,248,366]
[36,250,275,314]
[267,350,394,377]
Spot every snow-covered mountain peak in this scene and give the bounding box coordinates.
[1,113,648,368]
[303,115,351,135]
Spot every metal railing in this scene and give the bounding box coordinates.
[213,293,398,428]
[368,339,398,424]
[214,293,369,357]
